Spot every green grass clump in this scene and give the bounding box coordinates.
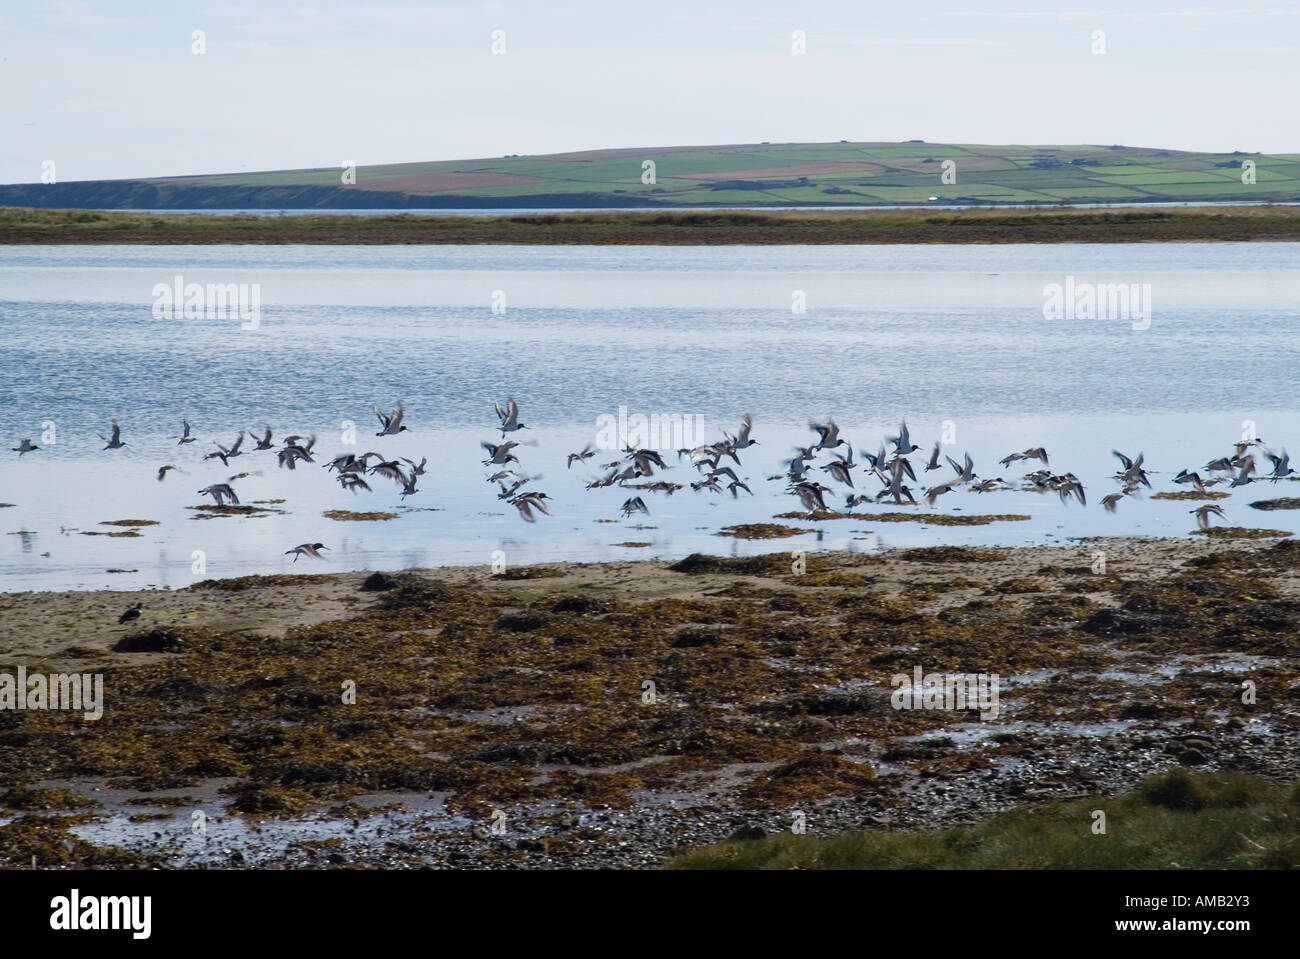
[667,769,1300,870]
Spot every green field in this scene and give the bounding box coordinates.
[140,142,1300,204]
[5,142,1299,209]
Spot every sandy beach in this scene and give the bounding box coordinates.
[2,535,1296,869]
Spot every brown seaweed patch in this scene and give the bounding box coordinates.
[878,512,1029,526]
[613,541,653,548]
[669,553,825,576]
[122,796,197,807]
[323,509,398,521]
[895,546,1006,564]
[717,523,813,540]
[790,570,883,587]
[494,567,565,580]
[1,787,96,811]
[0,815,148,867]
[189,504,281,518]
[1152,491,1230,501]
[81,529,140,538]
[1249,498,1300,511]
[193,573,336,590]
[99,519,160,527]
[740,751,875,807]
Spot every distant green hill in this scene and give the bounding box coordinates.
[5,142,1299,209]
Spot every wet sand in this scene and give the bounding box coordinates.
[1,535,1297,869]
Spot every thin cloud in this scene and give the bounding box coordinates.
[40,1,143,29]
[951,8,1300,21]
[813,36,1009,46]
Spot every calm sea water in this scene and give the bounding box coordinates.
[2,242,1298,591]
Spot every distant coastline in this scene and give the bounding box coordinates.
[5,204,1300,245]
[4,141,1298,212]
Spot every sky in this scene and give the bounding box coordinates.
[1,1,1297,183]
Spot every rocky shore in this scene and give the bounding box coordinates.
[1,535,1296,869]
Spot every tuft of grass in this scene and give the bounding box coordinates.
[668,769,1300,870]
[8,202,1300,246]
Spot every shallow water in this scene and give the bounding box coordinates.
[2,242,1298,591]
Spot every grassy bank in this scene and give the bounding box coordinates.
[4,205,1300,245]
[668,769,1300,869]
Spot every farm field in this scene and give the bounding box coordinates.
[3,142,1298,209]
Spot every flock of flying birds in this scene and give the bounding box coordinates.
[479,405,1294,533]
[8,404,424,563]
[9,404,1296,557]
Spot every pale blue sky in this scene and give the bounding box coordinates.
[1,1,1297,183]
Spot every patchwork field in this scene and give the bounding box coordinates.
[4,142,1299,209]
